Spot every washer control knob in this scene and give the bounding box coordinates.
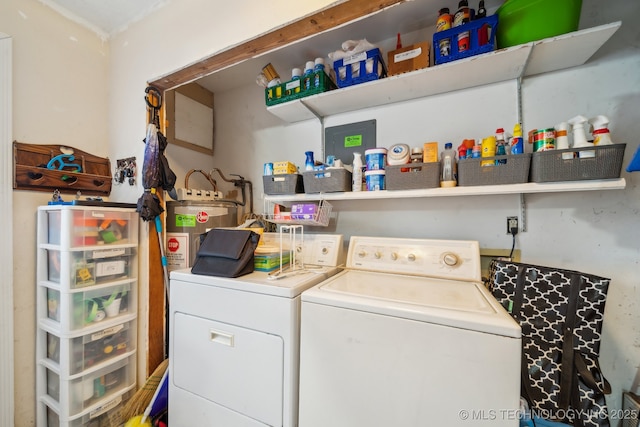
[391,252,398,261]
[407,253,416,262]
[321,247,328,255]
[358,250,367,258]
[296,246,303,254]
[374,251,382,259]
[442,252,460,267]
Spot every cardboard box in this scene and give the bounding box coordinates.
[387,41,430,76]
[273,161,297,175]
[291,203,319,220]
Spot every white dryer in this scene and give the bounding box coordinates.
[299,236,522,427]
[169,233,343,427]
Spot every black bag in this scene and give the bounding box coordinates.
[191,228,260,278]
[488,259,612,427]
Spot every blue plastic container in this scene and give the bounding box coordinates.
[433,14,498,65]
[332,48,387,88]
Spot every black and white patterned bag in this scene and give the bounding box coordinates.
[488,260,612,427]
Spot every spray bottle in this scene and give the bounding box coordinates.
[567,115,595,159]
[589,115,614,146]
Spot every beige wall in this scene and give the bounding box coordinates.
[1,0,109,424]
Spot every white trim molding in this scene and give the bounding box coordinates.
[0,33,15,427]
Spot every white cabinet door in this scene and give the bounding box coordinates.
[173,313,284,426]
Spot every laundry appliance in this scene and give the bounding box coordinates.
[168,232,343,427]
[298,236,522,427]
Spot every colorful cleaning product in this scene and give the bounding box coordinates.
[568,115,595,158]
[589,115,614,146]
[510,123,524,154]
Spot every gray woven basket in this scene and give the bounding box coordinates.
[530,144,625,182]
[302,169,352,193]
[386,162,440,190]
[263,174,304,195]
[458,154,531,186]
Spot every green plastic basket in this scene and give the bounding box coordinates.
[496,0,582,49]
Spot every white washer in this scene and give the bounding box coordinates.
[169,233,343,427]
[299,236,522,427]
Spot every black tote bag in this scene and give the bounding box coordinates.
[488,259,612,427]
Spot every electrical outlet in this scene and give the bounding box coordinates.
[507,216,519,234]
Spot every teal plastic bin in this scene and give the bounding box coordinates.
[496,0,582,48]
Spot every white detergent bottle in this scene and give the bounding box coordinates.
[568,115,594,158]
[589,115,614,146]
[554,122,574,159]
[352,152,363,192]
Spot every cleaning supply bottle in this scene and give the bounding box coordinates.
[303,61,314,90]
[511,123,524,154]
[313,57,325,88]
[495,128,507,164]
[589,115,614,146]
[436,8,453,57]
[554,122,574,159]
[481,136,496,167]
[305,151,315,171]
[568,115,595,158]
[352,152,363,192]
[453,0,471,53]
[440,142,458,187]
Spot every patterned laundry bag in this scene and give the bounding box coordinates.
[488,260,612,427]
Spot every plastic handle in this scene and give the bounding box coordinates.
[210,329,234,347]
[155,215,163,233]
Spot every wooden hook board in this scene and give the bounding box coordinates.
[13,141,112,196]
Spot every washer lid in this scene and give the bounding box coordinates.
[302,270,520,338]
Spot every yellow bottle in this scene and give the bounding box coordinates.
[481,136,496,167]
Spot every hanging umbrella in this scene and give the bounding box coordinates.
[136,86,177,221]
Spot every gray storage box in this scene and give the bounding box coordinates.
[386,163,440,190]
[530,144,625,183]
[263,174,304,195]
[303,169,352,193]
[458,154,531,186]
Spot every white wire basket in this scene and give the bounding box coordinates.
[264,199,333,227]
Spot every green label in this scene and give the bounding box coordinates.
[175,214,196,227]
[344,134,363,148]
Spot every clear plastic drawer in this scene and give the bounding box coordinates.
[43,282,135,331]
[44,207,138,248]
[44,388,134,427]
[45,354,136,416]
[45,320,136,376]
[47,247,137,289]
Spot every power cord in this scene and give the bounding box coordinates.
[509,224,519,260]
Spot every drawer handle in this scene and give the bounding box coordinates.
[210,329,234,347]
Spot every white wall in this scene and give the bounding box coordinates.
[108,0,640,418]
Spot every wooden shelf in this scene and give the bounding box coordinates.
[266,22,621,123]
[264,178,626,202]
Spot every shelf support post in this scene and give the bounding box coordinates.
[520,193,527,232]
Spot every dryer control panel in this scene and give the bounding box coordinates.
[346,236,481,282]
